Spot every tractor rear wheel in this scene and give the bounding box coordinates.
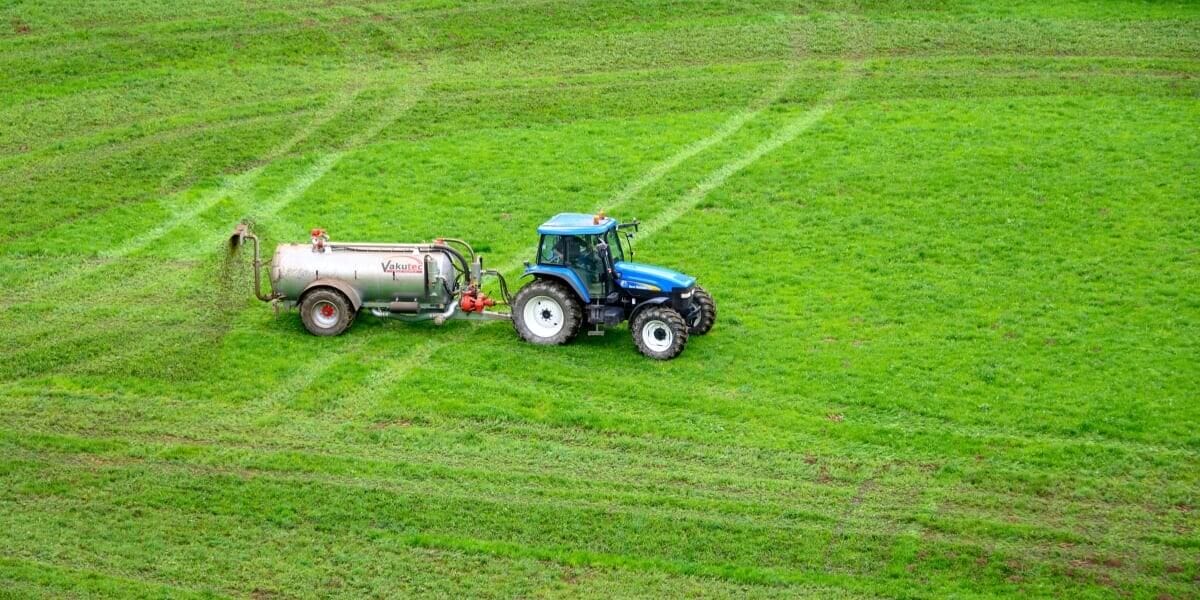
[632,305,688,360]
[512,279,583,345]
[688,286,716,335]
[299,288,354,336]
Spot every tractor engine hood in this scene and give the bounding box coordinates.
[614,261,696,292]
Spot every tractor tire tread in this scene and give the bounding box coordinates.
[689,285,716,335]
[512,279,584,345]
[631,305,688,360]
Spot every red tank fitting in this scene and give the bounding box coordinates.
[310,228,329,252]
[459,287,495,313]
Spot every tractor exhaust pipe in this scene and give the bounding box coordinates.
[228,223,279,303]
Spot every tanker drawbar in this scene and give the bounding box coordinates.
[229,224,511,336]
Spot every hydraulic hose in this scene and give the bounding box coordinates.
[429,244,472,285]
[438,238,476,262]
[483,269,513,305]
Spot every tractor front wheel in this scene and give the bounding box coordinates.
[688,286,716,335]
[632,305,688,360]
[512,279,583,345]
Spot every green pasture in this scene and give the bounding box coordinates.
[0,1,1197,598]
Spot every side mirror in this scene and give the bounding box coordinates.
[596,240,614,278]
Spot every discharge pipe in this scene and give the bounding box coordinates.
[228,223,281,303]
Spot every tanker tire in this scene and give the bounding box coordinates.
[512,279,583,345]
[688,286,716,335]
[632,305,688,360]
[299,288,354,336]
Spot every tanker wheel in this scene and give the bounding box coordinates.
[632,305,688,360]
[512,279,583,345]
[687,286,716,335]
[299,288,354,336]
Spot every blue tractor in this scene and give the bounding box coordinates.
[512,213,716,359]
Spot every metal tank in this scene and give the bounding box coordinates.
[270,240,459,313]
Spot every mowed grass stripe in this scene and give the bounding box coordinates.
[4,420,1192,586]
[1,407,1193,588]
[2,371,1194,512]
[2,410,1189,562]
[0,453,1047,599]
[2,369,1194,531]
[0,557,223,600]
[24,419,1181,583]
[0,497,877,600]
[11,448,1189,598]
[0,428,862,526]
[2,444,867,558]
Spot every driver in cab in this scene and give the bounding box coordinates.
[545,236,598,270]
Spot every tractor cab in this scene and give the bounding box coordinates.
[532,213,626,299]
[514,212,716,359]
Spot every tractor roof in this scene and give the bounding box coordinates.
[537,213,617,235]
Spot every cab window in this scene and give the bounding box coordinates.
[538,235,565,265]
[605,229,625,263]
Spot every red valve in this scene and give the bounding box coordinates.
[459,287,495,313]
[310,228,328,252]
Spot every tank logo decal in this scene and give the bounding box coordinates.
[382,255,424,274]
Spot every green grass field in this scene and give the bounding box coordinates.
[2,1,1198,597]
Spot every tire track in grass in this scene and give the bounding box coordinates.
[0,104,322,181]
[213,79,436,401]
[2,85,361,307]
[201,76,436,405]
[0,92,324,165]
[21,73,419,281]
[257,334,372,411]
[630,60,862,242]
[218,73,430,241]
[319,331,470,416]
[1,78,428,378]
[106,83,366,261]
[821,464,886,571]
[593,68,800,213]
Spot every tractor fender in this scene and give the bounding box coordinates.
[522,265,591,303]
[301,278,363,311]
[627,296,671,323]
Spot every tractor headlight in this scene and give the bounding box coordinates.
[680,288,693,299]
